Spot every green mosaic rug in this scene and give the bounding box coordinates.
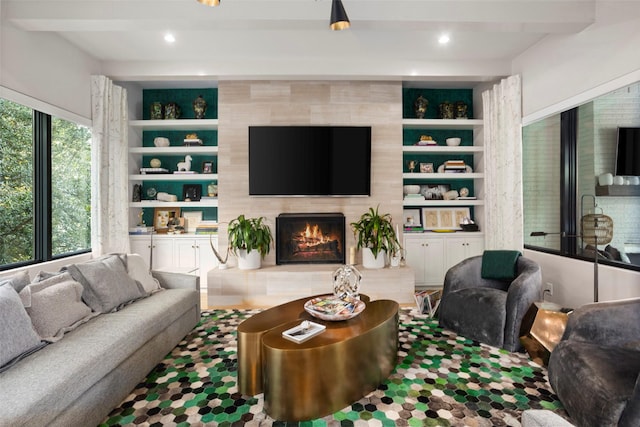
[100,309,566,426]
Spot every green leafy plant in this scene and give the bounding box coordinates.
[350,206,401,258]
[227,214,273,259]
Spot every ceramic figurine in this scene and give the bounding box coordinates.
[150,102,163,120]
[455,101,468,119]
[164,102,181,120]
[414,95,428,119]
[132,184,142,202]
[193,95,207,119]
[439,102,454,119]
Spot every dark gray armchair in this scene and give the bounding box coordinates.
[548,298,640,427]
[438,254,542,352]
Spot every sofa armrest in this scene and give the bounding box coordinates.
[562,297,640,348]
[152,270,200,293]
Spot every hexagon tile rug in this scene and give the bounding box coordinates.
[100,309,567,427]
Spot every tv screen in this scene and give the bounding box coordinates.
[616,127,640,176]
[248,126,371,196]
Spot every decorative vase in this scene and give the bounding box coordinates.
[132,184,142,202]
[414,95,428,119]
[455,101,468,119]
[362,248,386,269]
[439,102,454,119]
[237,249,261,270]
[207,183,218,197]
[150,102,163,120]
[193,95,207,119]
[164,102,181,120]
[333,264,363,300]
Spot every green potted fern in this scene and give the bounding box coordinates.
[227,214,273,270]
[350,206,401,269]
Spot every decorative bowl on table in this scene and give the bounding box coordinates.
[304,295,365,321]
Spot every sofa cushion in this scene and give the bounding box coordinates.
[0,287,198,426]
[20,272,97,342]
[65,254,147,313]
[0,285,46,373]
[0,270,31,293]
[126,253,161,293]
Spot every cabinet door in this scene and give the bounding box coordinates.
[151,238,175,270]
[404,237,426,284]
[175,239,198,270]
[404,236,445,286]
[465,236,484,259]
[130,237,152,265]
[444,236,484,271]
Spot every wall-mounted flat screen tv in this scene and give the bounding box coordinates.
[249,126,371,196]
[616,127,640,176]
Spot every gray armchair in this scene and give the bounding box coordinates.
[548,298,640,427]
[438,254,542,352]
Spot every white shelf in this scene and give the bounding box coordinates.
[129,119,218,130]
[402,119,483,129]
[403,199,484,207]
[403,146,483,154]
[129,146,218,155]
[129,199,219,208]
[403,173,484,180]
[129,173,219,182]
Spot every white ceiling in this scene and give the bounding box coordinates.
[4,0,597,85]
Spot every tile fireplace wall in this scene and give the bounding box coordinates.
[218,81,403,267]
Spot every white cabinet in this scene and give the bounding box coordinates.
[129,234,218,286]
[404,233,484,287]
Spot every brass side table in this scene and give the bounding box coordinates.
[520,301,572,366]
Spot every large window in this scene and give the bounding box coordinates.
[0,97,91,269]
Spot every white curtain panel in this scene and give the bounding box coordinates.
[90,75,130,256]
[482,75,524,250]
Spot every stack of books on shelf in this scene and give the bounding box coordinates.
[195,220,218,235]
[129,226,154,235]
[404,193,425,201]
[140,167,169,174]
[443,160,467,173]
[173,170,198,174]
[404,224,424,233]
[183,137,203,146]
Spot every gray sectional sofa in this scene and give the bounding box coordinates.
[0,254,200,427]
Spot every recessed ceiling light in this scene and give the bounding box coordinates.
[164,33,176,44]
[438,34,450,45]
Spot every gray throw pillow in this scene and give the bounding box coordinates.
[126,253,162,293]
[0,271,31,293]
[0,285,46,372]
[20,272,95,341]
[65,254,147,313]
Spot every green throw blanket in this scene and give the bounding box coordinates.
[481,250,522,280]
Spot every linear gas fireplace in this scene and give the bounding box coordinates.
[276,213,345,265]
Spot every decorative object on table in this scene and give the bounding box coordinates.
[439,101,454,119]
[163,102,181,120]
[153,136,170,147]
[419,162,434,173]
[445,137,461,146]
[282,320,326,344]
[177,155,193,172]
[414,95,428,119]
[149,158,162,168]
[150,102,163,120]
[351,206,401,269]
[182,211,203,233]
[132,184,142,202]
[209,234,229,269]
[333,263,362,300]
[455,101,468,119]
[207,182,218,197]
[459,187,470,198]
[414,289,442,317]
[416,135,436,146]
[156,191,177,202]
[137,211,145,226]
[403,184,421,195]
[153,207,181,233]
[407,159,418,173]
[183,133,203,146]
[303,295,366,321]
[443,189,459,200]
[182,184,202,202]
[146,187,157,199]
[202,161,214,174]
[228,214,273,270]
[460,217,479,232]
[192,95,207,119]
[421,184,450,200]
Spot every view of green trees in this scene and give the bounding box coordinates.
[0,98,91,267]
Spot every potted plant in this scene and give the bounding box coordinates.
[350,206,401,269]
[227,214,273,270]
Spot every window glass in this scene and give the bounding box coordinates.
[51,117,92,256]
[0,98,35,265]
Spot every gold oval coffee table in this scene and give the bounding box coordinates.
[238,296,399,421]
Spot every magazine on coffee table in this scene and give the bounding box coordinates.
[282,320,326,344]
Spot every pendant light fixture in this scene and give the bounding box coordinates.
[330,0,350,30]
[197,0,220,6]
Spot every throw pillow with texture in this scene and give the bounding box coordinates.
[126,253,162,293]
[0,285,46,373]
[0,271,31,293]
[65,254,147,313]
[19,272,96,341]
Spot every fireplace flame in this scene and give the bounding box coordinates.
[294,223,335,250]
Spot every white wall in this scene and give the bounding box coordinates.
[513,2,640,121]
[0,20,100,119]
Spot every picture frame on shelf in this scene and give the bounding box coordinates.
[154,207,181,233]
[202,161,214,174]
[453,207,471,227]
[420,162,434,173]
[182,184,202,202]
[422,208,470,231]
[403,209,422,227]
[421,184,450,200]
[182,211,203,233]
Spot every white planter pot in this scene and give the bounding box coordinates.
[362,248,386,269]
[237,249,262,270]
